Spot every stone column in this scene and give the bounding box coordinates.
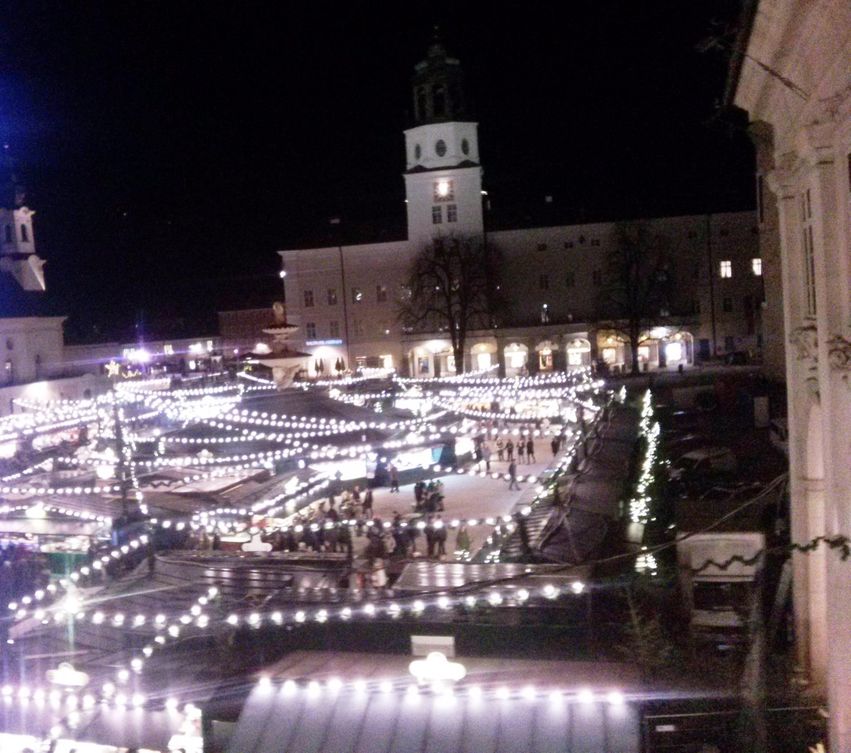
[551,336,566,372]
[526,340,539,375]
[799,122,851,751]
[496,338,507,378]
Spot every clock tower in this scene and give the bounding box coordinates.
[403,37,484,248]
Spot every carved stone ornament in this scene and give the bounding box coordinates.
[790,324,820,397]
[790,324,819,364]
[827,334,851,386]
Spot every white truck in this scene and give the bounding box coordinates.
[677,531,765,637]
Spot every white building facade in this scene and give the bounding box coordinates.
[731,0,851,747]
[279,41,766,378]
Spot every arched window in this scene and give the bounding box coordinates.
[20,224,28,242]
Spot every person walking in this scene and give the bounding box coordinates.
[389,465,400,493]
[434,516,447,559]
[425,516,436,558]
[455,523,471,559]
[362,488,374,519]
[517,439,525,464]
[551,435,560,458]
[496,436,504,462]
[482,444,492,473]
[526,437,536,464]
[508,460,521,490]
[506,438,514,462]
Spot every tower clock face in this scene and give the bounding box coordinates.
[435,139,447,157]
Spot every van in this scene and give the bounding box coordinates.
[769,418,788,458]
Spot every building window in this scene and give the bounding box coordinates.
[592,270,602,286]
[578,235,586,245]
[751,258,762,276]
[540,304,550,324]
[564,240,573,249]
[693,299,701,314]
[801,189,816,316]
[353,319,364,336]
[687,230,697,239]
[327,288,338,305]
[536,243,547,252]
[539,274,549,290]
[352,287,363,303]
[376,284,388,303]
[446,204,458,223]
[722,297,733,313]
[719,260,732,278]
[303,290,314,308]
[329,320,340,338]
[3,226,10,243]
[719,228,729,237]
[590,239,600,247]
[305,322,317,339]
[433,179,453,201]
[432,206,442,224]
[565,271,575,288]
[20,224,28,242]
[414,144,422,161]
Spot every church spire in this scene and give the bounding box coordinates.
[411,32,468,125]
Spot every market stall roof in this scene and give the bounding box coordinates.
[218,650,640,753]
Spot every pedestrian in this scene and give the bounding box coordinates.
[425,516,436,558]
[455,523,471,559]
[526,437,535,464]
[506,438,514,462]
[392,512,408,558]
[482,444,492,473]
[414,480,424,510]
[517,439,525,464]
[551,435,560,457]
[434,516,447,559]
[508,460,521,490]
[362,488,374,519]
[496,436,504,462]
[389,464,400,493]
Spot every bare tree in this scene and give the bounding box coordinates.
[597,222,675,375]
[399,236,496,375]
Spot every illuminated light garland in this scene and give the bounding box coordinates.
[628,390,660,528]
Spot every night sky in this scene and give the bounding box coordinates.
[0,1,754,342]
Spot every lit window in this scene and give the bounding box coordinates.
[719,260,732,278]
[327,288,337,305]
[352,287,363,303]
[163,344,174,355]
[432,206,442,224]
[306,322,316,339]
[540,304,550,323]
[329,321,340,338]
[447,204,457,223]
[433,180,454,201]
[303,290,314,307]
[376,285,388,303]
[539,274,549,290]
[751,258,762,276]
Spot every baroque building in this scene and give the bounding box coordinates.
[279,40,765,378]
[729,0,851,747]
